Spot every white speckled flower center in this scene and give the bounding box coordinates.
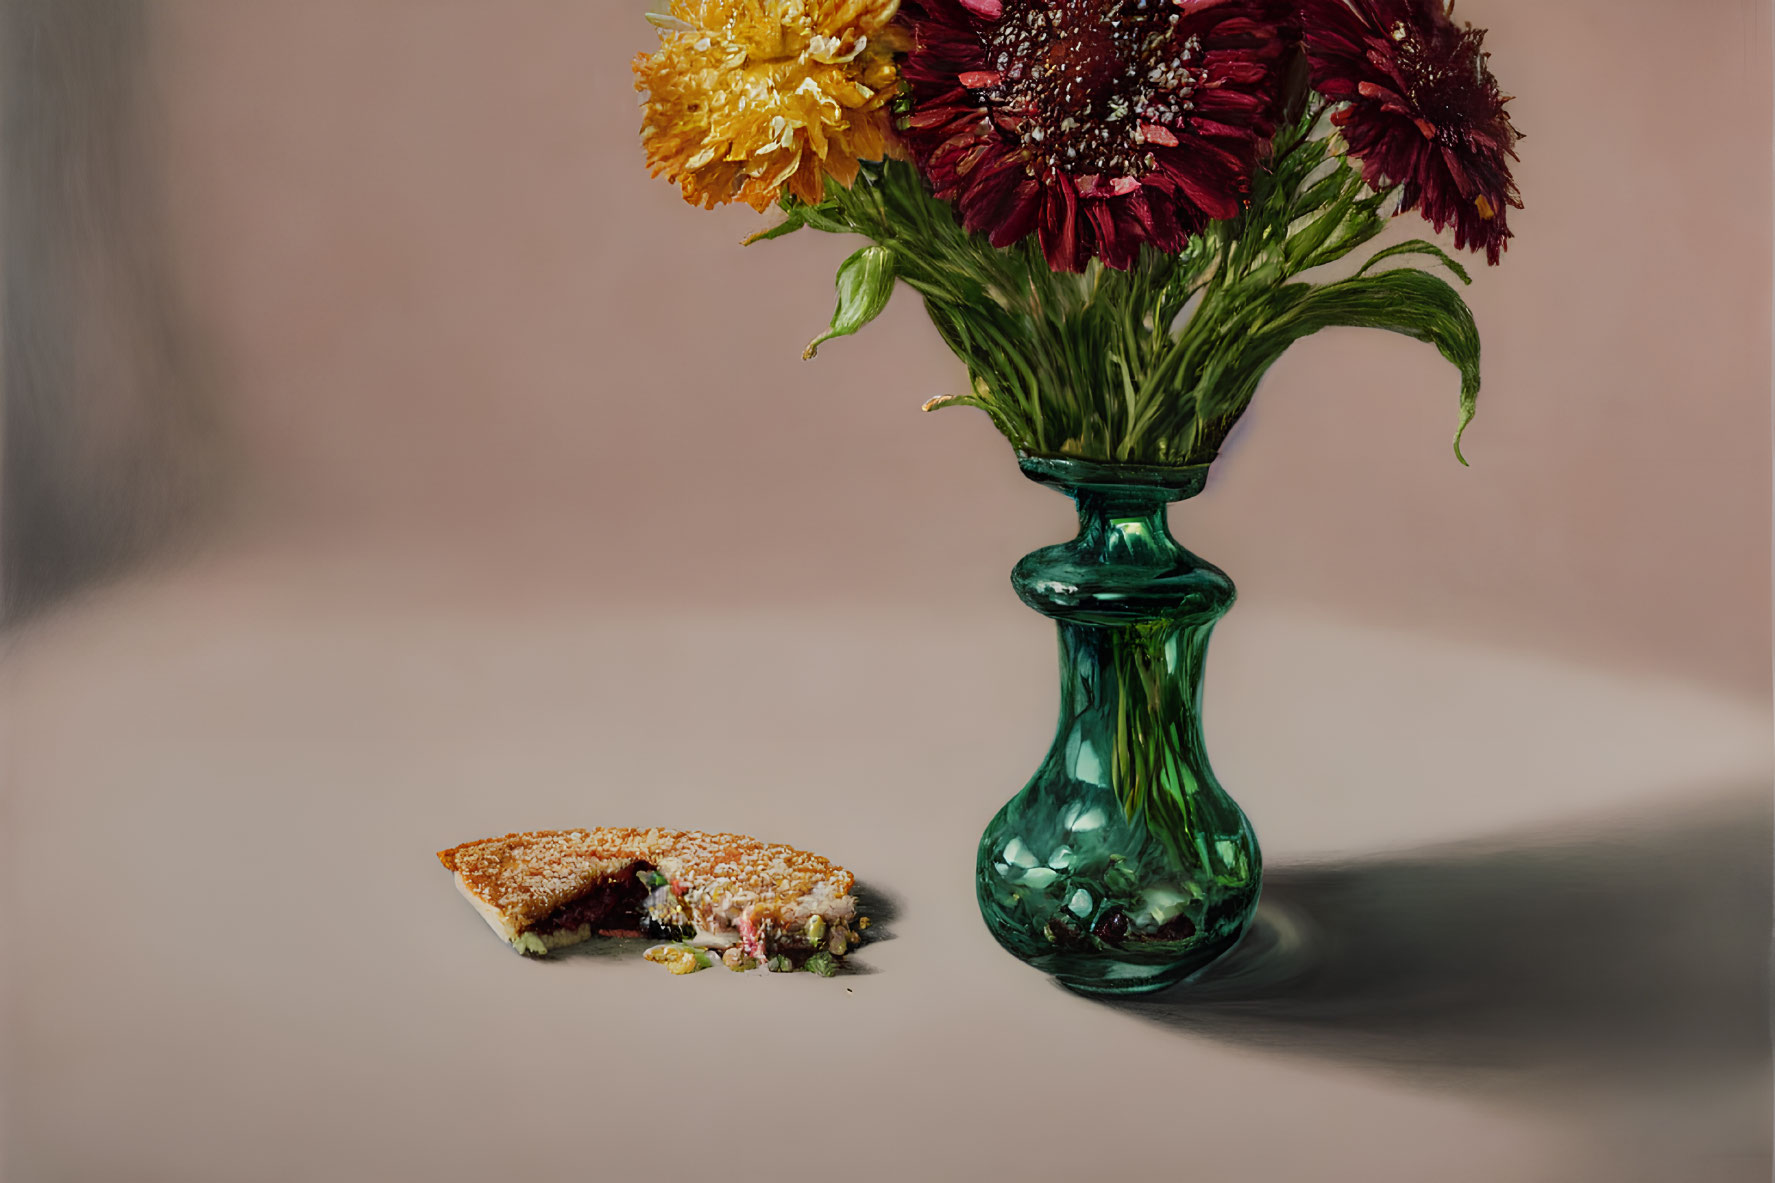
[973,0,1204,182]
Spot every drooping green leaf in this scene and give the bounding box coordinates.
[921,391,1019,442]
[803,245,896,359]
[1259,269,1482,464]
[1355,239,1473,285]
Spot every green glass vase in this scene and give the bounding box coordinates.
[976,454,1261,996]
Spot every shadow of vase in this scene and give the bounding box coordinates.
[1106,784,1771,1096]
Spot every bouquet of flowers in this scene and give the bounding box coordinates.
[633,0,1520,467]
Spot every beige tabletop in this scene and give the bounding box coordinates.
[3,542,1768,1183]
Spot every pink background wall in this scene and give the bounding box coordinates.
[149,0,1770,696]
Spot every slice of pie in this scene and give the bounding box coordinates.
[436,827,860,965]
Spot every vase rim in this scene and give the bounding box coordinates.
[1016,452,1211,500]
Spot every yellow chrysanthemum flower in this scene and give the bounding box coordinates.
[634,0,906,212]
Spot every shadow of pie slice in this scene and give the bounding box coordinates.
[437,828,866,973]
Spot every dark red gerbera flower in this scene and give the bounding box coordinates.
[1301,0,1520,264]
[897,0,1291,272]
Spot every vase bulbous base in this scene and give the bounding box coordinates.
[976,785,1262,996]
[977,866,1257,997]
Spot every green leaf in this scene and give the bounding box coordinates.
[1262,269,1482,464]
[1355,239,1473,285]
[921,393,979,412]
[1297,203,1388,272]
[1289,163,1351,220]
[804,951,840,978]
[796,201,861,236]
[803,245,896,359]
[741,205,808,246]
[1282,192,1358,272]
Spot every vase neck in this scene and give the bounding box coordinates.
[1069,487,1181,567]
[1013,480,1234,627]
